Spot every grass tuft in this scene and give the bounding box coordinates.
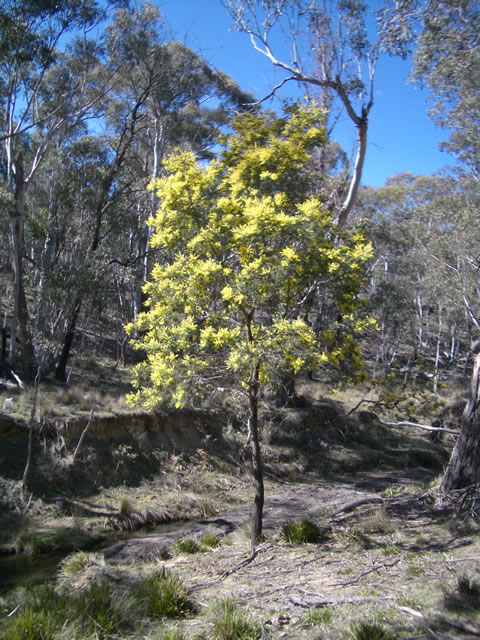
[200,532,220,548]
[300,606,333,627]
[209,597,261,640]
[280,519,330,544]
[349,620,397,640]
[136,569,194,618]
[340,526,372,548]
[172,537,202,555]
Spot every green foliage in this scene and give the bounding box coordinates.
[0,584,64,640]
[127,103,373,411]
[280,519,329,544]
[349,620,397,640]
[136,569,193,618]
[340,526,372,548]
[0,568,193,639]
[57,551,100,583]
[0,582,124,640]
[200,532,220,548]
[301,606,333,627]
[172,537,202,555]
[208,597,261,640]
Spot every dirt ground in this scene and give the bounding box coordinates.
[99,468,480,639]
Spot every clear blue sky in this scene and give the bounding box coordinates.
[156,0,455,187]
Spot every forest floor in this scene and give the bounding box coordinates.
[1,358,479,639]
[80,467,480,640]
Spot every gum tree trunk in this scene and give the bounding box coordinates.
[441,340,480,492]
[10,151,36,380]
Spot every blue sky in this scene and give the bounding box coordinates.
[157,0,456,187]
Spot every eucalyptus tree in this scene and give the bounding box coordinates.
[23,4,254,382]
[104,4,253,326]
[379,0,480,177]
[359,172,480,384]
[0,0,126,380]
[226,0,380,229]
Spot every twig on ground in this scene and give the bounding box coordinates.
[331,557,401,587]
[397,605,424,618]
[189,545,267,592]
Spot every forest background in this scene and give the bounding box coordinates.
[1,0,479,428]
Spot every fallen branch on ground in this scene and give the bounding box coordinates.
[289,593,396,608]
[327,497,384,519]
[331,557,401,587]
[385,420,459,435]
[189,545,268,592]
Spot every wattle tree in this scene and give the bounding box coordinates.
[126,103,373,547]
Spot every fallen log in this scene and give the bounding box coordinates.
[289,593,396,608]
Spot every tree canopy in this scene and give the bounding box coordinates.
[126,103,373,544]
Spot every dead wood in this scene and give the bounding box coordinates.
[331,557,401,587]
[327,496,384,519]
[189,545,265,592]
[288,593,396,608]
[385,420,459,435]
[437,617,480,637]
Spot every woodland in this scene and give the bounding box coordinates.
[1,1,480,639]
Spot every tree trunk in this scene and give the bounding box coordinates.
[441,340,480,493]
[55,297,82,383]
[10,151,36,380]
[248,365,264,549]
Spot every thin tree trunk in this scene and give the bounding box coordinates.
[55,297,82,382]
[22,368,41,495]
[441,340,480,493]
[245,310,265,549]
[10,151,36,380]
[433,306,443,394]
[248,364,264,549]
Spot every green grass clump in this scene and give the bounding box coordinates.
[0,582,126,640]
[200,532,220,548]
[57,551,100,582]
[349,620,397,640]
[301,606,333,627]
[172,537,202,555]
[0,584,64,640]
[209,597,261,640]
[280,519,329,544]
[137,569,193,618]
[340,526,372,548]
